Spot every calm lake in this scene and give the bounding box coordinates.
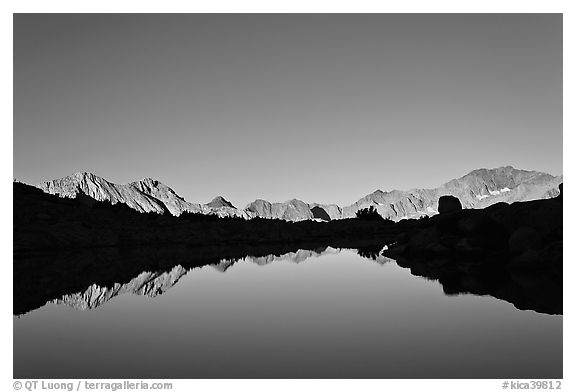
[13,248,562,379]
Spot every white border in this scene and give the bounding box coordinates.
[3,2,572,392]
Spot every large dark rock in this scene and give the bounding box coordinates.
[437,195,462,214]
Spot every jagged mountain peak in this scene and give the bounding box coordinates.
[71,170,90,177]
[136,177,161,186]
[37,171,109,194]
[36,172,252,218]
[38,171,167,214]
[206,196,235,209]
[64,171,105,182]
[446,166,555,192]
[130,177,172,193]
[341,166,561,221]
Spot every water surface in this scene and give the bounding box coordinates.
[14,249,562,378]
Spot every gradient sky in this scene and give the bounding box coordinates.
[13,14,562,207]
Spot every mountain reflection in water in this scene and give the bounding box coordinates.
[14,243,561,316]
[14,246,561,379]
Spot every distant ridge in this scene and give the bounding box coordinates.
[35,166,562,222]
[206,196,235,209]
[340,166,562,220]
[37,172,253,219]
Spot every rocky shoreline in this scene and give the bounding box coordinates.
[382,186,563,314]
[14,181,562,315]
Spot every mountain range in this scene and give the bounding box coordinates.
[38,172,254,219]
[35,166,562,222]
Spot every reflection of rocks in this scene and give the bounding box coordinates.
[52,265,188,310]
[17,246,343,314]
[383,187,562,314]
[14,183,562,316]
[211,248,341,270]
[356,245,393,265]
[246,247,340,266]
[211,258,238,273]
[356,244,390,264]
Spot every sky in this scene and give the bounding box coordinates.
[13,14,562,207]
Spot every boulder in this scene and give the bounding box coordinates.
[437,195,462,214]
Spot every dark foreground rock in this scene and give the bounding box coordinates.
[383,188,562,314]
[437,195,462,214]
[13,182,562,315]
